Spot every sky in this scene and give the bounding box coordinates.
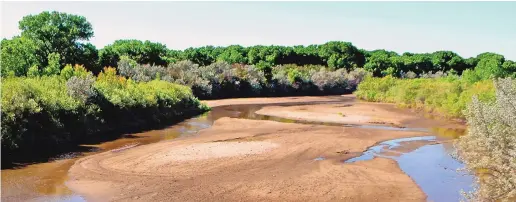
[2,1,516,60]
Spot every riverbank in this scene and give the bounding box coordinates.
[2,95,469,201]
[1,73,210,167]
[68,119,428,202]
[66,95,464,201]
[1,95,348,201]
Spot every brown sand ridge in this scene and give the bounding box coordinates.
[257,102,418,127]
[67,95,452,202]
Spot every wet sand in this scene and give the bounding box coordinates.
[68,117,428,202]
[2,95,349,201]
[203,95,353,108]
[66,95,462,202]
[3,95,466,201]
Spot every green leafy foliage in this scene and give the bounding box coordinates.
[98,39,168,68]
[18,11,97,69]
[1,67,208,153]
[1,37,41,76]
[27,65,40,78]
[1,76,83,149]
[60,64,74,80]
[354,76,495,118]
[4,11,516,80]
[474,53,516,80]
[43,53,61,76]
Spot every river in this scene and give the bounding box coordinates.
[1,96,475,201]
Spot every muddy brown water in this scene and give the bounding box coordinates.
[1,97,474,202]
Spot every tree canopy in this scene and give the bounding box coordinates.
[2,11,515,80]
[98,39,169,68]
[19,11,94,66]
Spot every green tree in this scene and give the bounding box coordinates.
[501,60,516,78]
[318,41,365,69]
[216,45,247,64]
[363,50,396,77]
[180,46,221,66]
[74,43,100,74]
[474,53,506,79]
[400,53,433,75]
[247,45,267,65]
[98,39,168,68]
[1,37,41,76]
[430,51,466,72]
[43,53,61,76]
[19,11,94,67]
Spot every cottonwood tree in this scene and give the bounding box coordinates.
[19,11,95,67]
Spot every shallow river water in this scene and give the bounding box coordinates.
[1,98,475,202]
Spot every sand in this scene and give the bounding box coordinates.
[66,95,464,201]
[202,95,352,108]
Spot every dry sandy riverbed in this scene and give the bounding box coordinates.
[67,95,459,201]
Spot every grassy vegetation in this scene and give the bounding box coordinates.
[354,75,495,118]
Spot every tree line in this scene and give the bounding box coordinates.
[3,11,516,79]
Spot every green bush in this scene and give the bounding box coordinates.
[1,67,208,153]
[27,65,40,78]
[354,76,495,118]
[1,76,84,149]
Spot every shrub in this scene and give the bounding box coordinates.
[420,71,447,79]
[118,56,166,82]
[1,67,207,153]
[402,71,417,79]
[456,78,516,201]
[202,62,241,98]
[462,69,483,84]
[311,68,349,93]
[43,52,61,76]
[167,60,212,98]
[354,76,495,117]
[354,75,397,102]
[233,64,266,96]
[66,75,96,103]
[113,60,366,99]
[27,65,40,78]
[60,64,74,80]
[345,68,369,90]
[1,76,82,149]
